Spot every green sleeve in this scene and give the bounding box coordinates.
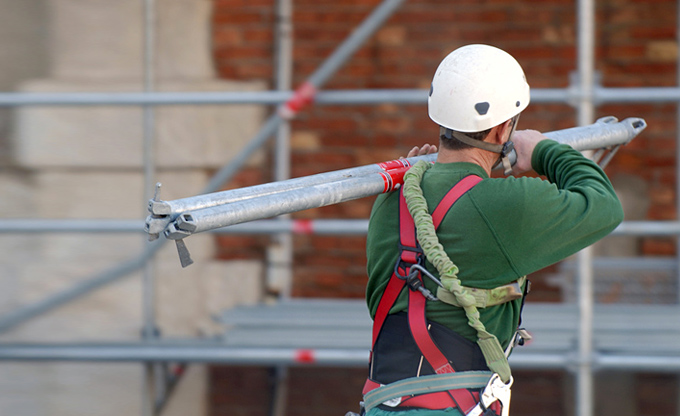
[495,139,625,275]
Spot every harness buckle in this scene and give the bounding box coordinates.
[393,242,424,280]
[393,251,438,301]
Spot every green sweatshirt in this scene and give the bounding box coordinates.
[366,140,624,349]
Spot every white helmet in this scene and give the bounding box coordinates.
[428,44,530,133]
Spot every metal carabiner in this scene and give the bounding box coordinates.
[467,373,513,416]
[409,264,445,289]
[393,258,438,302]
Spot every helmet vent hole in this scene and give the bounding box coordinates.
[474,102,490,116]
[516,101,521,107]
[429,85,434,97]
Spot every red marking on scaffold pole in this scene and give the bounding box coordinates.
[294,349,316,364]
[378,159,411,171]
[279,82,317,119]
[379,171,393,193]
[383,166,409,193]
[292,219,314,234]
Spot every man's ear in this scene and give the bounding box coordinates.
[488,119,513,145]
[498,119,514,144]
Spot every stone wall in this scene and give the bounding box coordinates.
[0,1,267,415]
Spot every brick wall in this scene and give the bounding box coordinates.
[209,0,678,414]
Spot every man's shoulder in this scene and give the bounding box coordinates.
[469,175,552,204]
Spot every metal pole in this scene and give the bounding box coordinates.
[142,1,158,415]
[0,87,572,106]
[148,155,430,217]
[4,86,680,106]
[269,0,295,300]
[1,343,680,372]
[202,0,407,195]
[575,0,596,414]
[148,117,645,222]
[3,218,680,237]
[270,2,294,415]
[0,0,408,334]
[150,118,645,240]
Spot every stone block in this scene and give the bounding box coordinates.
[0,362,205,416]
[157,259,263,337]
[0,173,40,315]
[1,262,143,341]
[13,79,267,169]
[27,169,216,263]
[0,171,36,217]
[0,258,263,342]
[49,0,214,80]
[1,259,264,342]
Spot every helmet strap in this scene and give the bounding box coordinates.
[441,115,520,176]
[442,128,515,175]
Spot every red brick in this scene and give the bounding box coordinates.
[208,1,680,414]
[213,10,272,25]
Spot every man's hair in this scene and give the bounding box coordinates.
[439,126,492,150]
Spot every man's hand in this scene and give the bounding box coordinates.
[510,130,546,175]
[402,144,438,159]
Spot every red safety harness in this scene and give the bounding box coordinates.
[363,175,501,414]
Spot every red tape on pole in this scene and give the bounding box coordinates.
[294,349,316,364]
[292,219,314,234]
[279,82,317,119]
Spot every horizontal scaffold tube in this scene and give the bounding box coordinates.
[149,116,645,240]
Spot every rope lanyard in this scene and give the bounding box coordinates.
[402,160,512,383]
[366,171,485,414]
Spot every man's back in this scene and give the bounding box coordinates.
[366,140,624,348]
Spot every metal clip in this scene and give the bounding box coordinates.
[163,213,197,240]
[395,265,438,302]
[146,183,164,241]
[467,373,513,416]
[409,264,444,288]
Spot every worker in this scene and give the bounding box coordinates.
[360,44,624,416]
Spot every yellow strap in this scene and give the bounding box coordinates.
[403,160,512,382]
[436,276,526,308]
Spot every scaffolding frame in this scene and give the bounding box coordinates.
[0,0,679,415]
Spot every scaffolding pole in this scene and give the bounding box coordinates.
[3,86,680,106]
[1,218,680,237]
[141,1,160,415]
[147,117,646,244]
[0,343,680,372]
[575,0,596,414]
[0,0,407,337]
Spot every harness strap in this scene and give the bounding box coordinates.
[401,175,482,379]
[367,174,483,412]
[431,175,484,226]
[363,371,492,413]
[436,276,527,308]
[403,163,512,382]
[408,283,454,374]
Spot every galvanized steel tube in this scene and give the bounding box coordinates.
[575,0,596,415]
[149,156,430,216]
[2,219,680,237]
[154,117,645,239]
[167,169,407,238]
[150,117,644,218]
